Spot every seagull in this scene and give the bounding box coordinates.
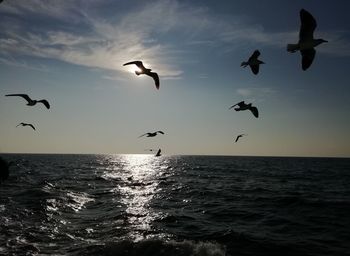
[287,9,328,70]
[235,134,247,143]
[5,94,50,109]
[241,50,265,75]
[138,131,165,138]
[155,149,162,157]
[123,61,160,90]
[16,122,36,130]
[229,101,259,118]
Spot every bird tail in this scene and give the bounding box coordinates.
[287,44,299,53]
[135,71,142,76]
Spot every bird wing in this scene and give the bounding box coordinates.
[38,100,50,109]
[299,9,317,42]
[229,104,236,110]
[250,65,259,75]
[301,48,316,71]
[138,133,149,138]
[16,123,23,127]
[5,94,32,103]
[157,131,164,134]
[235,136,240,142]
[28,124,36,130]
[229,101,245,109]
[148,72,160,90]
[237,101,247,108]
[123,61,145,70]
[249,106,259,118]
[249,50,260,61]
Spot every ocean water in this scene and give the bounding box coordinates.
[0,154,349,256]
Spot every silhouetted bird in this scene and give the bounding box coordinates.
[155,149,162,157]
[241,50,265,75]
[0,157,11,183]
[145,149,156,152]
[123,61,160,90]
[235,134,247,143]
[229,101,259,118]
[287,9,328,70]
[16,122,36,130]
[138,131,165,138]
[0,0,4,4]
[5,94,50,109]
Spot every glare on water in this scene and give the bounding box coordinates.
[113,154,165,241]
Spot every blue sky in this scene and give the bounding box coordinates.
[0,0,349,157]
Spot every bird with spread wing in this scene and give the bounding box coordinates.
[123,61,160,90]
[5,94,50,109]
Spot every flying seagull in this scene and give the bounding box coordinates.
[5,94,50,109]
[138,131,165,138]
[155,149,162,157]
[287,9,328,70]
[229,101,259,118]
[235,134,247,143]
[123,61,160,90]
[241,50,265,75]
[16,122,36,130]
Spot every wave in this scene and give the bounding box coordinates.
[84,239,226,256]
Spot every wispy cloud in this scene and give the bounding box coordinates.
[0,0,349,80]
[0,0,189,78]
[0,56,49,72]
[237,87,276,102]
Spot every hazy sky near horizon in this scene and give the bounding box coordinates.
[0,0,350,157]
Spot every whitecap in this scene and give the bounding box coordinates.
[66,191,94,212]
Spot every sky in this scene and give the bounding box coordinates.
[0,0,350,157]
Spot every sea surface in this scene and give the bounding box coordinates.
[0,154,349,256]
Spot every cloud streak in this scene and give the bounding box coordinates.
[0,0,349,80]
[237,87,277,103]
[0,0,188,78]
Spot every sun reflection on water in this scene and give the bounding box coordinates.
[116,154,165,241]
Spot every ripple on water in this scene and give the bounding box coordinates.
[66,191,94,212]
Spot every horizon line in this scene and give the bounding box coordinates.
[0,152,349,159]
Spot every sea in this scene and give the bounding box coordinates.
[0,154,349,256]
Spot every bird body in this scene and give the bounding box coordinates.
[5,94,50,109]
[241,50,265,75]
[287,39,326,52]
[235,134,247,143]
[16,122,36,130]
[287,9,327,70]
[155,149,162,157]
[138,131,165,138]
[123,61,160,90]
[229,101,259,118]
